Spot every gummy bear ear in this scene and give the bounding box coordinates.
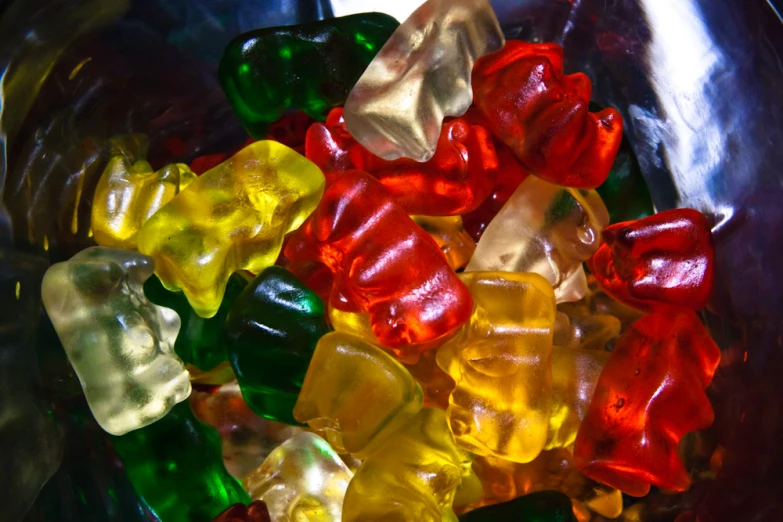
[69,258,125,298]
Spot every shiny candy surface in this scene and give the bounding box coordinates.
[91,155,195,250]
[284,170,472,351]
[219,13,398,137]
[144,273,249,371]
[545,346,609,450]
[588,208,714,311]
[466,449,621,520]
[437,271,556,463]
[137,141,325,318]
[472,40,623,189]
[342,408,475,522]
[41,247,190,435]
[466,176,609,303]
[412,215,476,271]
[242,432,352,522]
[343,0,504,161]
[225,266,330,425]
[111,401,250,522]
[293,332,423,456]
[574,307,721,496]
[306,108,499,216]
[189,382,303,479]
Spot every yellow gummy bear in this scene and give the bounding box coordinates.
[342,408,476,522]
[293,332,423,458]
[92,156,195,249]
[437,271,556,463]
[137,141,325,318]
[545,345,609,449]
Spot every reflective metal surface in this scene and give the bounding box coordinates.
[0,0,781,520]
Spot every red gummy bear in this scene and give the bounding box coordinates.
[284,170,473,353]
[573,306,721,497]
[305,108,498,216]
[472,40,623,189]
[588,208,714,311]
[211,501,271,522]
[460,108,530,241]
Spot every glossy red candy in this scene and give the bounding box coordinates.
[472,40,623,189]
[284,170,473,352]
[305,108,498,216]
[211,500,271,522]
[588,208,714,311]
[573,307,721,497]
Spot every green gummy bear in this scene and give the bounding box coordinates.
[458,491,577,522]
[144,273,248,371]
[111,402,250,522]
[225,266,330,425]
[218,12,399,137]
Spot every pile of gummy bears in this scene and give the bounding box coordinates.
[39,0,721,521]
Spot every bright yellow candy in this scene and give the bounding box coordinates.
[545,345,609,449]
[436,271,556,463]
[292,332,423,457]
[411,215,476,271]
[137,141,325,318]
[92,156,195,249]
[342,408,475,522]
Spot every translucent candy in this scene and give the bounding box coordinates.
[137,141,325,318]
[41,247,190,435]
[343,0,504,161]
[342,408,475,522]
[243,432,353,522]
[92,156,195,250]
[437,271,556,463]
[466,176,609,303]
[293,332,423,457]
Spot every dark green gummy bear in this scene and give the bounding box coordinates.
[111,402,250,522]
[144,273,248,371]
[225,266,330,425]
[459,491,577,522]
[218,12,399,137]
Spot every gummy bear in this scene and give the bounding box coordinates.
[111,401,250,522]
[293,332,423,456]
[225,266,330,425]
[306,108,498,216]
[466,176,609,303]
[92,156,195,250]
[588,208,714,311]
[344,0,504,161]
[41,247,190,435]
[219,13,399,137]
[144,273,249,371]
[189,382,303,478]
[465,450,621,520]
[342,408,475,522]
[243,432,353,522]
[137,141,325,318]
[412,215,477,270]
[546,346,609,450]
[284,170,472,351]
[573,306,721,496]
[437,271,556,463]
[472,41,623,189]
